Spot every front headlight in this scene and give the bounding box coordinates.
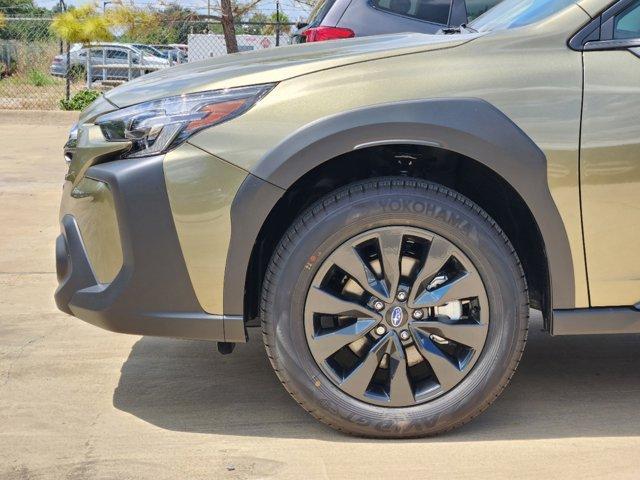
[95,84,274,158]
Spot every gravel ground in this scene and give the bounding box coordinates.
[1,110,640,480]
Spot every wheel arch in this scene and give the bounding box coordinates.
[224,98,576,328]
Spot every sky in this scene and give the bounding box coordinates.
[34,0,313,21]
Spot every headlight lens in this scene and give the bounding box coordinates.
[95,84,274,158]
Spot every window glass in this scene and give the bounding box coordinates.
[307,0,336,26]
[107,50,128,59]
[469,0,575,31]
[371,0,451,25]
[614,0,640,39]
[466,0,502,20]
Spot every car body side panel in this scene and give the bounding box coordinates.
[577,0,607,16]
[163,143,248,314]
[581,50,640,306]
[223,99,575,313]
[189,4,591,310]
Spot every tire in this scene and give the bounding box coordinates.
[261,178,529,438]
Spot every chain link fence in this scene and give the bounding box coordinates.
[0,16,294,110]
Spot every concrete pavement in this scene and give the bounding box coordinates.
[1,111,640,479]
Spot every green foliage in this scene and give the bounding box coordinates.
[27,67,55,86]
[59,89,100,111]
[0,0,48,16]
[51,5,113,44]
[244,12,269,35]
[0,1,53,41]
[245,11,291,35]
[267,11,291,34]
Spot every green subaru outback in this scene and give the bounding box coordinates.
[55,0,640,437]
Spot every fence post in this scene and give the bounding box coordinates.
[127,50,132,81]
[58,0,70,102]
[65,41,70,102]
[102,48,107,82]
[86,48,92,89]
[275,0,281,47]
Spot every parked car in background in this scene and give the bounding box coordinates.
[291,0,502,42]
[0,42,18,77]
[50,43,169,81]
[152,44,188,63]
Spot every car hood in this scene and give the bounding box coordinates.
[105,32,480,108]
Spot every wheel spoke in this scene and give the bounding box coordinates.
[330,245,388,299]
[413,271,484,308]
[376,230,404,300]
[409,236,451,305]
[411,320,487,351]
[410,327,465,390]
[387,334,414,405]
[311,319,379,360]
[340,333,391,398]
[306,286,382,319]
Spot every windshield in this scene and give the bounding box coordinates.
[135,45,166,57]
[468,0,576,31]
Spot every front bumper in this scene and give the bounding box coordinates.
[55,154,246,342]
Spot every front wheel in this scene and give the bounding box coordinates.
[261,178,529,438]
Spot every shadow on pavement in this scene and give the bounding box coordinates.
[113,315,640,441]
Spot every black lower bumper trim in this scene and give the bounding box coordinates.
[55,155,246,343]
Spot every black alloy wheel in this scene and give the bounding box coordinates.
[304,226,489,407]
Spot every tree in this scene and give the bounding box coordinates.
[263,11,291,35]
[0,0,51,40]
[106,6,162,43]
[0,0,47,16]
[50,5,113,44]
[244,12,268,35]
[219,0,238,53]
[202,0,268,54]
[0,12,6,29]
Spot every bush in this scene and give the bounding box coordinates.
[27,68,56,86]
[59,89,100,110]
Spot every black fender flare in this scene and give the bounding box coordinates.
[224,98,576,316]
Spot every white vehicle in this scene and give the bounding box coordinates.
[50,43,169,81]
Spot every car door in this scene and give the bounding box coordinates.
[580,0,640,306]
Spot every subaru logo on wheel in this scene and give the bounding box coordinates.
[390,306,404,327]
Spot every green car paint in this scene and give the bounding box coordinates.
[57,0,640,335]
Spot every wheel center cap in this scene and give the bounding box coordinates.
[386,305,407,328]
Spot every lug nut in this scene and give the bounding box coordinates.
[412,309,424,320]
[373,300,385,311]
[400,330,410,341]
[375,325,387,336]
[396,291,408,302]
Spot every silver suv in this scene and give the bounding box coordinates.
[291,0,502,42]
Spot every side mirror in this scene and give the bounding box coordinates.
[296,22,308,30]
